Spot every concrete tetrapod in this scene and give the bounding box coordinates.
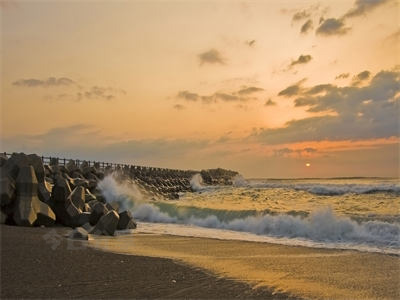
[13,166,56,226]
[91,210,119,236]
[117,210,137,230]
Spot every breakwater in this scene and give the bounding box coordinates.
[2,152,238,199]
[0,152,238,236]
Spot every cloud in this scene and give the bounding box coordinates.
[274,147,317,157]
[315,0,391,37]
[0,124,216,169]
[294,97,318,107]
[253,68,400,144]
[175,86,264,105]
[278,79,305,97]
[355,70,371,80]
[215,93,240,102]
[292,10,311,22]
[344,0,391,18]
[177,90,200,101]
[198,49,225,65]
[12,75,126,101]
[173,104,185,110]
[316,18,350,36]
[12,77,75,87]
[245,40,256,47]
[237,86,264,95]
[300,19,313,34]
[305,84,335,95]
[352,70,371,85]
[336,73,350,79]
[76,86,126,101]
[81,86,117,100]
[265,99,277,106]
[290,54,312,67]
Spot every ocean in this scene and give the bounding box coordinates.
[98,174,400,255]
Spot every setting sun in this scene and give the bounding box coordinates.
[306,163,311,167]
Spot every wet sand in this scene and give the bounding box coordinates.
[90,233,400,299]
[0,225,292,299]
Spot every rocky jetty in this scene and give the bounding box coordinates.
[0,153,136,237]
[0,152,239,236]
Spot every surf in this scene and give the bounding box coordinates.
[98,174,400,254]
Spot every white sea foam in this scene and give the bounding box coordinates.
[98,175,400,253]
[189,173,205,191]
[189,173,219,192]
[232,174,249,187]
[249,181,400,195]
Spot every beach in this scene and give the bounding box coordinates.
[89,231,400,300]
[0,225,293,299]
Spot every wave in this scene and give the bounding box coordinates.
[98,175,400,252]
[189,174,205,191]
[248,181,400,196]
[232,174,249,187]
[190,173,221,192]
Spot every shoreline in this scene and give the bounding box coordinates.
[89,231,400,300]
[132,221,400,256]
[0,225,293,299]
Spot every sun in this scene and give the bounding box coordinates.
[306,163,311,167]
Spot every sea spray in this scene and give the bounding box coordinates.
[97,174,400,251]
[232,174,248,187]
[189,174,204,192]
[97,174,144,211]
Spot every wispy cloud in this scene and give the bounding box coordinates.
[292,10,311,22]
[12,76,126,102]
[12,77,75,87]
[300,19,313,34]
[173,104,186,110]
[175,86,264,105]
[198,49,225,65]
[344,0,391,18]
[316,18,350,36]
[78,86,126,101]
[290,54,312,67]
[274,147,317,157]
[278,79,307,97]
[245,39,256,47]
[177,90,200,101]
[336,73,350,80]
[351,70,371,86]
[237,86,264,95]
[316,0,391,37]
[265,99,277,106]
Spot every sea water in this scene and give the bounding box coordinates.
[98,174,400,255]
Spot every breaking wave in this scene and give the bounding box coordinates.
[249,181,400,196]
[98,175,400,253]
[189,174,205,192]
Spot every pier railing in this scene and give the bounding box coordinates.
[2,152,188,174]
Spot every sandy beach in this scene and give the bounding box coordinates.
[90,231,400,300]
[0,225,294,299]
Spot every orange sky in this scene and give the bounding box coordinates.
[1,0,399,178]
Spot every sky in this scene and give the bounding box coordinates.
[1,0,399,178]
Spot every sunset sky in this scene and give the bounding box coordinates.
[1,0,399,178]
